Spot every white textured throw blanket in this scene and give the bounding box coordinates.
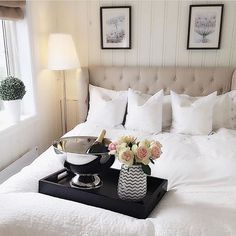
[0,123,236,236]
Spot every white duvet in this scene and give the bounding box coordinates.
[0,123,236,236]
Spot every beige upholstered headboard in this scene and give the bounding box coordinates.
[76,66,236,123]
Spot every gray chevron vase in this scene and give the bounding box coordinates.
[118,164,147,201]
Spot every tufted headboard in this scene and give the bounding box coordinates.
[76,66,236,123]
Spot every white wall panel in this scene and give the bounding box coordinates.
[163,1,179,66]
[57,0,236,68]
[230,4,236,67]
[75,1,89,67]
[124,0,139,66]
[215,3,235,67]
[88,0,101,66]
[176,0,191,66]
[100,0,113,66]
[149,1,165,66]
[138,1,152,66]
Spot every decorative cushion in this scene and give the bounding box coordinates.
[171,91,217,135]
[213,90,236,130]
[125,88,163,134]
[87,85,127,127]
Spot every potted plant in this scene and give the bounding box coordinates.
[0,76,26,124]
[108,136,163,201]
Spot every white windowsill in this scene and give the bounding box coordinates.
[0,112,37,136]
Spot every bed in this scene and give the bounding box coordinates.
[0,66,236,236]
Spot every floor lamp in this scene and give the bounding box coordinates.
[48,33,80,133]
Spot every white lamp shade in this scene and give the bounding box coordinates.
[48,33,80,70]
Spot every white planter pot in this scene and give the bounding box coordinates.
[3,99,21,124]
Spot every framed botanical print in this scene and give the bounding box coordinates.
[100,6,131,49]
[187,4,224,49]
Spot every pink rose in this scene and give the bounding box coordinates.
[108,142,118,151]
[136,146,150,165]
[151,145,161,159]
[137,146,148,160]
[118,148,134,166]
[151,140,162,148]
[121,150,133,161]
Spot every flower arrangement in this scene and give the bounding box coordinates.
[108,136,162,175]
[0,76,26,101]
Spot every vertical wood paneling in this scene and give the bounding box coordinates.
[99,0,113,66]
[124,0,139,66]
[229,3,236,67]
[74,1,89,66]
[161,1,167,66]
[189,51,203,67]
[216,3,235,66]
[163,1,179,66]
[58,0,236,68]
[137,1,152,66]
[176,0,191,66]
[136,0,142,66]
[88,0,101,66]
[149,1,165,66]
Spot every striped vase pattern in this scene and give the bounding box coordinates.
[118,164,147,201]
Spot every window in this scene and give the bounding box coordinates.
[0,21,8,80]
[0,20,20,111]
[0,18,35,118]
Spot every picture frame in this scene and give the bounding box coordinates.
[187,4,224,50]
[100,6,131,49]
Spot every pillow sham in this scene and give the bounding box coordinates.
[87,85,127,127]
[165,91,236,131]
[228,90,236,129]
[125,88,163,134]
[213,90,236,130]
[171,91,217,135]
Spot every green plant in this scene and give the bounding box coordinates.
[0,76,26,101]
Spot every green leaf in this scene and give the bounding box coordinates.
[141,164,151,175]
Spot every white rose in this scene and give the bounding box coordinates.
[150,140,162,148]
[139,139,151,148]
[118,136,136,145]
[131,144,138,155]
[116,143,127,153]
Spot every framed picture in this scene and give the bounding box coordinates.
[100,6,131,49]
[187,4,224,49]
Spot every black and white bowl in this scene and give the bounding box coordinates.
[53,136,115,189]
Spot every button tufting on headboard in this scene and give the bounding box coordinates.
[88,66,235,96]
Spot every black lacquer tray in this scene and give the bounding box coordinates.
[39,168,168,219]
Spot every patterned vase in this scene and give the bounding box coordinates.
[117,164,147,201]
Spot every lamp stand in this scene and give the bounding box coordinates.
[62,70,67,133]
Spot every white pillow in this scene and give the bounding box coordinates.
[125,88,163,134]
[171,91,217,135]
[213,90,236,130]
[87,85,127,127]
[228,90,236,129]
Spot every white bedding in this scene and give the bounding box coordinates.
[0,122,236,236]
